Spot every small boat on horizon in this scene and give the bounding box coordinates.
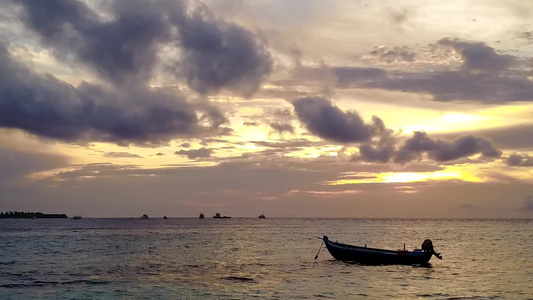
[72,215,82,220]
[140,214,149,219]
[320,235,442,265]
[258,214,265,219]
[199,212,204,219]
[213,212,230,219]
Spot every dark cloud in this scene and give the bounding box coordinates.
[13,0,272,95]
[104,152,143,158]
[180,143,191,148]
[363,70,533,103]
[355,116,397,163]
[394,131,501,164]
[432,124,533,150]
[292,96,374,143]
[173,6,272,97]
[14,0,176,85]
[357,142,395,163]
[291,95,503,164]
[361,40,529,104]
[438,38,515,73]
[175,148,213,159]
[197,102,229,128]
[354,130,502,165]
[288,64,533,104]
[285,39,532,104]
[373,68,533,103]
[507,153,533,167]
[270,122,294,134]
[0,43,216,146]
[243,122,259,126]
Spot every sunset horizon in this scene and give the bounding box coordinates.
[1,0,532,218]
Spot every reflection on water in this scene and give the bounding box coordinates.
[0,218,531,299]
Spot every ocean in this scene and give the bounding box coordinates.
[1,218,531,299]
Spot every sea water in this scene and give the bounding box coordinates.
[1,218,531,299]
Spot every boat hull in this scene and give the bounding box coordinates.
[323,236,433,265]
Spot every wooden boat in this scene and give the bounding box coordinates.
[258,214,265,219]
[322,235,441,265]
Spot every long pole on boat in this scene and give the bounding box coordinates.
[314,240,324,259]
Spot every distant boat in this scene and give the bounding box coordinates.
[213,212,230,219]
[199,212,204,219]
[258,214,265,219]
[72,215,82,220]
[163,216,168,219]
[321,236,442,265]
[140,214,149,219]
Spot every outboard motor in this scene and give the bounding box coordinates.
[422,239,442,259]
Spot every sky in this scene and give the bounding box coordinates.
[0,0,532,218]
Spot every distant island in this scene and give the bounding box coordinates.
[0,211,68,219]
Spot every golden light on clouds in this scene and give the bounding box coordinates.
[326,166,483,185]
[402,113,492,134]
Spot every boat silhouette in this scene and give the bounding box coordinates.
[213,213,230,219]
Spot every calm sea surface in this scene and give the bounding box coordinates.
[1,218,531,299]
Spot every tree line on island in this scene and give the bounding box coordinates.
[0,211,68,219]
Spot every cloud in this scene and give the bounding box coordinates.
[354,130,502,165]
[517,31,533,43]
[507,153,533,167]
[334,67,387,87]
[291,95,502,164]
[0,147,68,185]
[433,124,533,150]
[172,5,272,97]
[358,142,395,163]
[394,131,502,164]
[366,46,416,64]
[270,122,294,134]
[13,0,272,96]
[14,0,175,85]
[438,38,515,73]
[104,152,143,158]
[251,139,314,149]
[175,148,213,159]
[0,43,218,146]
[292,96,375,143]
[360,39,533,104]
[284,38,533,104]
[361,70,533,104]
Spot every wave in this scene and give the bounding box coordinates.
[0,279,113,288]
